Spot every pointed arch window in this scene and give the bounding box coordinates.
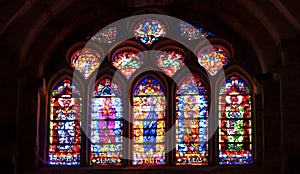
[90,78,123,165]
[48,79,82,165]
[132,77,166,165]
[218,76,252,165]
[176,75,209,165]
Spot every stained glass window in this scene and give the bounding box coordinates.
[133,77,166,165]
[112,52,143,79]
[91,27,118,44]
[179,21,215,40]
[157,51,185,77]
[176,75,208,165]
[71,48,101,79]
[90,78,123,165]
[198,46,230,76]
[48,80,82,165]
[219,76,252,165]
[134,19,166,45]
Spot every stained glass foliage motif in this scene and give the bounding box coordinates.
[49,80,82,165]
[91,27,118,44]
[176,75,208,165]
[112,52,143,79]
[157,51,185,77]
[179,21,215,40]
[133,77,166,165]
[134,19,166,45]
[71,49,101,79]
[90,78,123,165]
[198,46,229,76]
[219,76,252,165]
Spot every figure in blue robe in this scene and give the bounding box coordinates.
[143,98,158,154]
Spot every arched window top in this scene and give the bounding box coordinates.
[70,48,101,79]
[179,21,215,40]
[91,26,118,44]
[133,77,165,96]
[134,19,166,45]
[220,76,250,95]
[94,78,122,97]
[157,51,185,77]
[176,75,207,95]
[198,45,230,76]
[51,79,81,97]
[112,51,143,79]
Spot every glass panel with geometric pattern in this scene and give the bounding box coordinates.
[91,26,118,44]
[179,21,215,40]
[176,75,209,165]
[134,19,166,45]
[157,51,185,77]
[112,52,143,79]
[48,80,82,165]
[132,77,166,165]
[90,78,123,165]
[219,76,252,165]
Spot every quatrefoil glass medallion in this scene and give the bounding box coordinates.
[71,48,101,79]
[112,51,143,79]
[197,46,230,76]
[157,51,185,77]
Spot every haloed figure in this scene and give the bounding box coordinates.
[143,97,158,154]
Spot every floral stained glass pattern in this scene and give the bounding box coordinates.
[157,51,185,77]
[176,75,208,165]
[91,27,118,44]
[179,21,215,40]
[198,46,229,76]
[90,78,123,165]
[134,19,166,45]
[219,76,252,165]
[49,80,82,165]
[133,77,166,165]
[112,52,143,79]
[71,49,101,79]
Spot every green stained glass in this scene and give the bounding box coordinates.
[219,76,252,165]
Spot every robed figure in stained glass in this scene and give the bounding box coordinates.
[143,97,159,154]
[49,80,82,165]
[133,77,166,165]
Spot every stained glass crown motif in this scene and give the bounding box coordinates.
[52,80,81,97]
[176,75,207,95]
[220,76,250,95]
[134,77,164,96]
[94,78,122,97]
